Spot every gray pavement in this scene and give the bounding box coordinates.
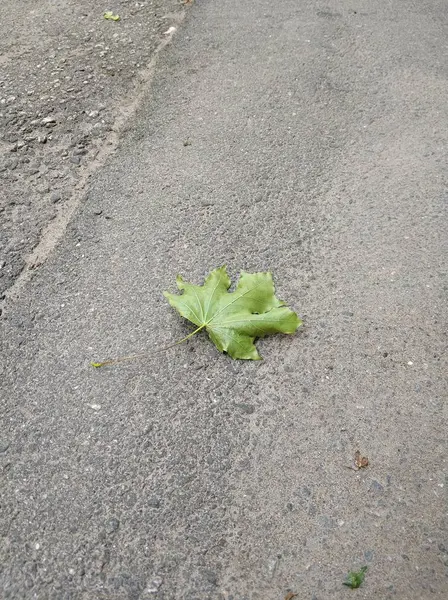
[0,0,184,297]
[1,1,447,598]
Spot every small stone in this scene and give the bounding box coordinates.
[41,116,57,126]
[92,209,102,216]
[369,480,384,494]
[147,497,160,508]
[144,576,163,593]
[235,403,255,414]
[38,135,47,144]
[364,550,374,562]
[89,110,100,118]
[51,192,62,203]
[0,440,10,453]
[105,518,120,534]
[70,156,81,165]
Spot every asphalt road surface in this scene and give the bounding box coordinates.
[1,1,447,599]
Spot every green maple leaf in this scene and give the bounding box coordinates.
[343,566,368,589]
[163,266,301,360]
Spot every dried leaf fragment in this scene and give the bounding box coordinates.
[285,593,298,600]
[354,450,369,469]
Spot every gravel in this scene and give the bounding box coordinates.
[0,0,185,296]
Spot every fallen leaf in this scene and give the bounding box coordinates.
[164,266,301,360]
[354,450,369,469]
[343,565,368,589]
[104,11,120,21]
[284,593,298,600]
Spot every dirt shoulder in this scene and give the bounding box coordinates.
[0,0,186,299]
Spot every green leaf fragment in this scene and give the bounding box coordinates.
[104,12,120,21]
[343,566,368,589]
[164,266,301,360]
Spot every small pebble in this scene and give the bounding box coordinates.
[266,556,280,580]
[41,116,57,126]
[105,518,120,534]
[369,480,384,494]
[0,440,11,453]
[145,576,163,593]
[364,549,374,562]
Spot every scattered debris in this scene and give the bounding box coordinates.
[354,450,369,469]
[183,138,192,146]
[164,26,177,35]
[0,440,11,453]
[104,12,120,21]
[345,450,369,471]
[343,566,368,589]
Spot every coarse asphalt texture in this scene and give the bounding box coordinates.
[0,0,183,296]
[1,1,447,599]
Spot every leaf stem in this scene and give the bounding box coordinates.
[91,324,206,368]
